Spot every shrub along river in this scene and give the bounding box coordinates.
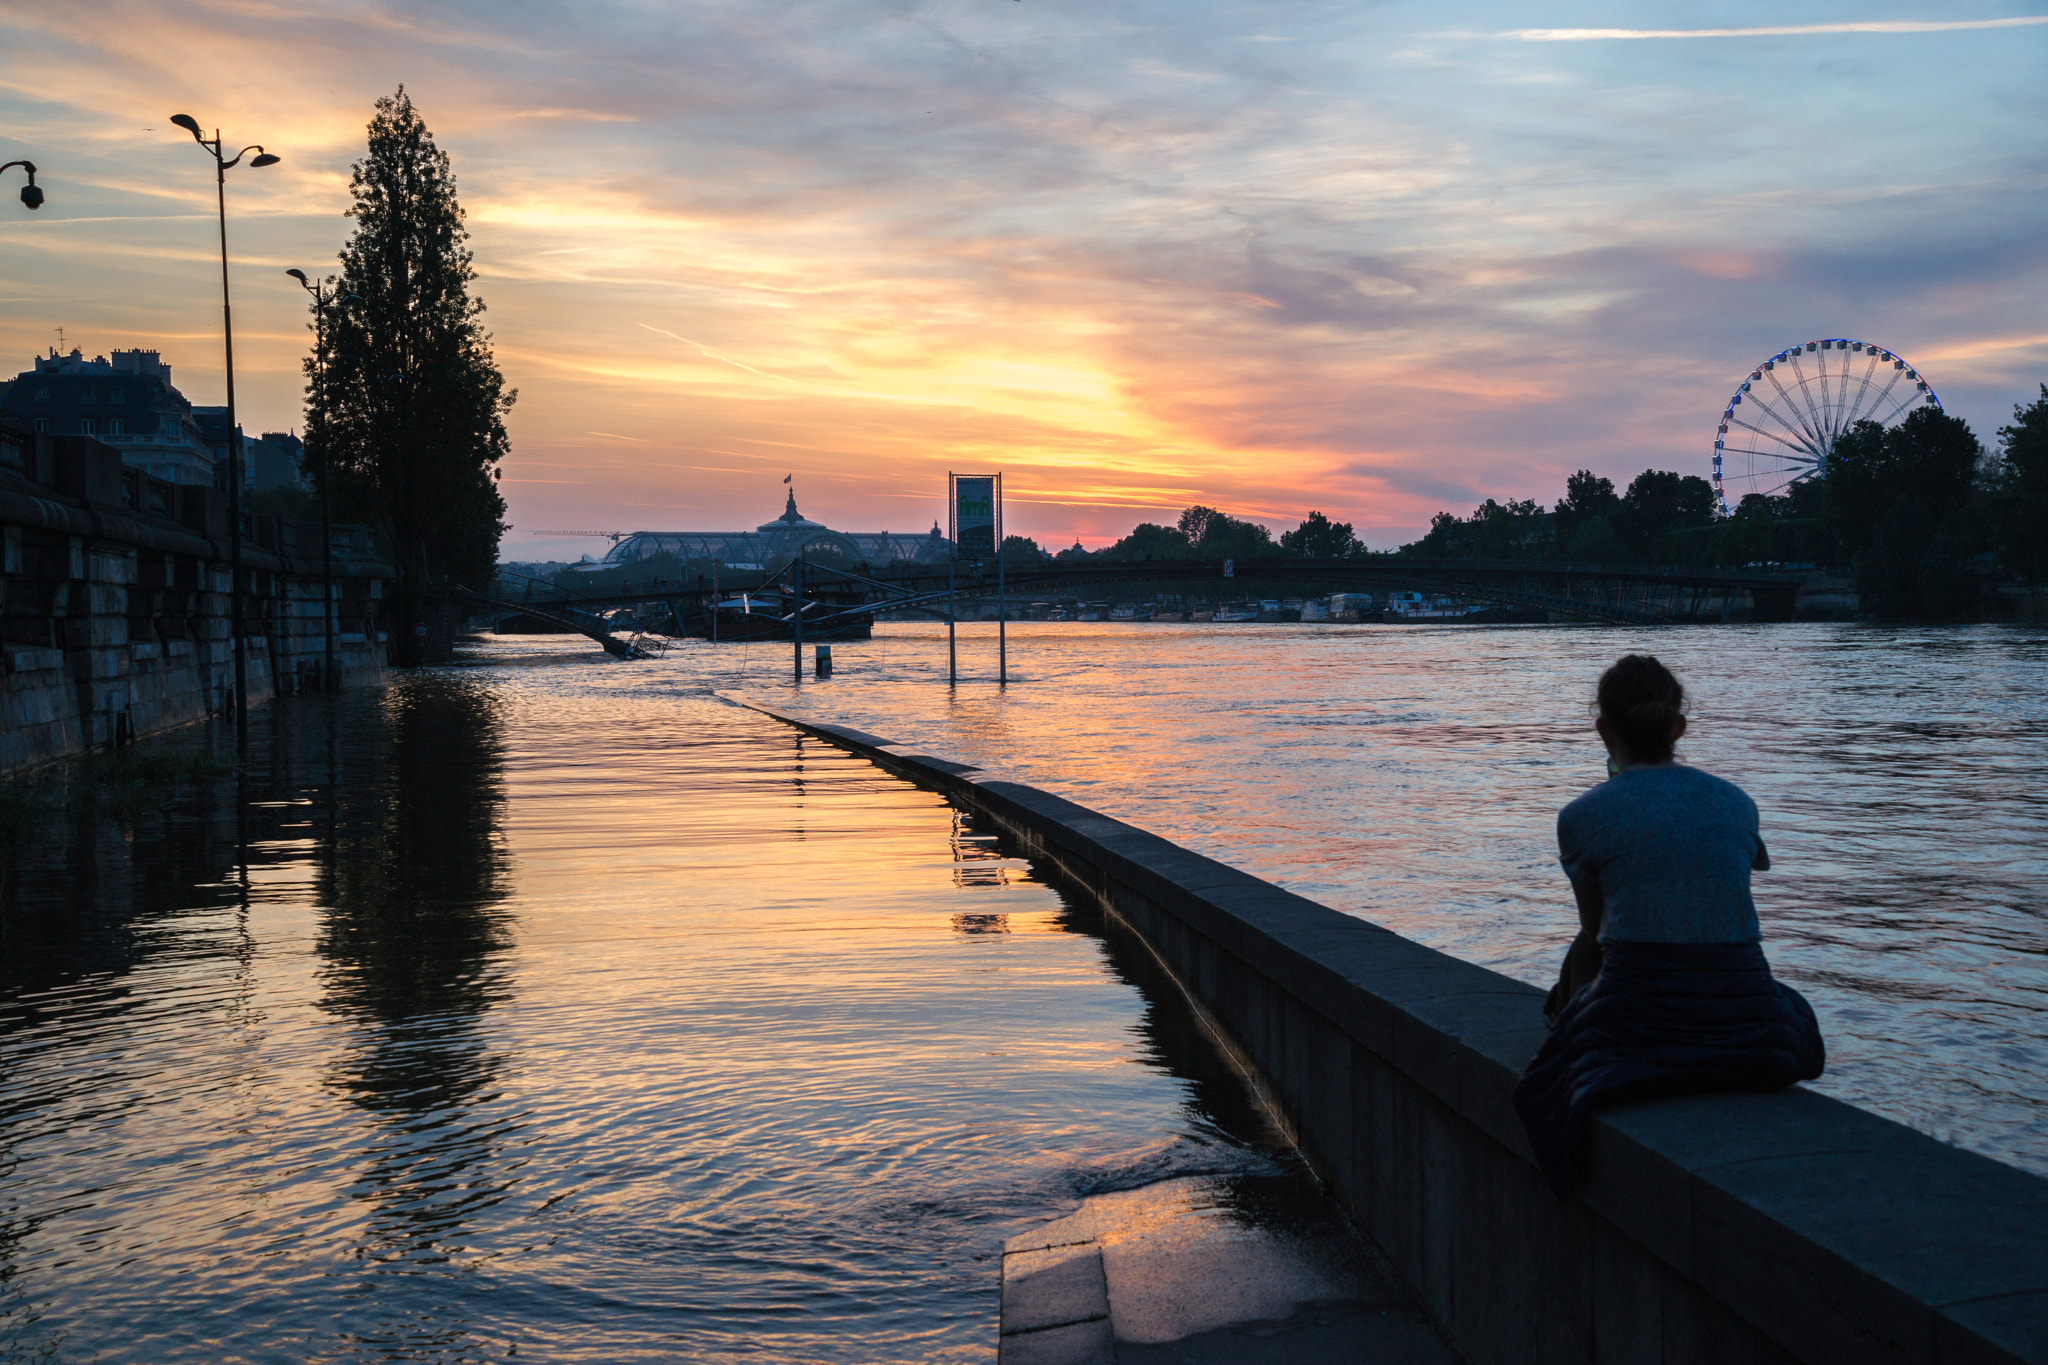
[1,620,2041,1361]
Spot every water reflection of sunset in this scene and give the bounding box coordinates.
[753,619,2048,1180]
[0,664,1297,1360]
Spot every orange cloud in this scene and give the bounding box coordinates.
[0,0,2041,557]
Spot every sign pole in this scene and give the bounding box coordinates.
[792,554,804,684]
[996,472,1007,685]
[951,470,1002,686]
[946,472,957,685]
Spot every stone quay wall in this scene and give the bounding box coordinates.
[730,696,2048,1365]
[2,428,395,776]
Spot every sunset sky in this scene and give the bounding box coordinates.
[2,2,2044,558]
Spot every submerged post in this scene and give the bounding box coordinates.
[792,555,804,684]
[947,555,957,685]
[997,547,1007,686]
[711,561,720,644]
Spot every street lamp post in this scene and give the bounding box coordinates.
[287,270,359,691]
[171,114,277,741]
[0,160,44,210]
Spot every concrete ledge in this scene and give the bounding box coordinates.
[1003,1243,1112,1335]
[724,693,2048,1365]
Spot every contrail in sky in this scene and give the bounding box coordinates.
[1495,16,2048,40]
[638,323,787,381]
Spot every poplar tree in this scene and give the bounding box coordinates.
[309,87,513,661]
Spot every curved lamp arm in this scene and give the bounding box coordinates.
[167,116,280,171]
[0,159,41,210]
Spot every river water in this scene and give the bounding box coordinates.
[738,620,2048,1177]
[0,663,1305,1363]
[3,621,2042,1361]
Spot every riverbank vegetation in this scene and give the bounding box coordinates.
[1390,391,2047,620]
[1057,505,1368,563]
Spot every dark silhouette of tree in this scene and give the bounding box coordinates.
[1556,470,1621,524]
[1198,512,1277,558]
[1106,522,1191,559]
[1099,506,1280,561]
[313,88,514,663]
[1279,510,1363,557]
[1406,510,1461,556]
[1177,505,1224,546]
[1000,534,1047,565]
[1401,497,1545,558]
[1825,407,1986,618]
[1371,384,2048,603]
[1615,469,1716,559]
[1553,470,1622,558]
[1994,385,2048,580]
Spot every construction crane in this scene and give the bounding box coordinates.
[525,530,630,543]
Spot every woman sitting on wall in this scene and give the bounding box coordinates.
[1513,654,1825,1196]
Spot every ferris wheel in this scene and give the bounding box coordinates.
[1712,338,1941,513]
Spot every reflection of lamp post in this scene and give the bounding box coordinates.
[0,160,43,210]
[171,114,277,739]
[287,270,360,691]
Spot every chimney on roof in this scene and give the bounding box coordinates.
[111,349,168,382]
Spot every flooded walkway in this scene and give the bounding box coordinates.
[0,664,1441,1362]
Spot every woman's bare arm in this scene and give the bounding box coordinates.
[1571,875,1604,939]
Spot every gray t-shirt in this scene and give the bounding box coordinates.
[1557,764,1769,944]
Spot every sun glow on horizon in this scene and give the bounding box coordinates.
[0,0,2042,554]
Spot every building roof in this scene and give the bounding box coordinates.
[0,347,217,485]
[756,489,828,533]
[581,491,954,570]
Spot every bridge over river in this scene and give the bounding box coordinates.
[467,556,1816,634]
[868,556,1808,626]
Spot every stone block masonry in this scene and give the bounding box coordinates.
[726,695,2048,1365]
[1,427,396,775]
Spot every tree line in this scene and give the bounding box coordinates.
[1391,395,2046,619]
[1043,390,2046,621]
[1007,504,1369,564]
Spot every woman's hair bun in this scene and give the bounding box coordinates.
[1597,655,1686,763]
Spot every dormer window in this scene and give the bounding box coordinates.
[81,388,96,404]
[33,386,48,402]
[110,389,125,405]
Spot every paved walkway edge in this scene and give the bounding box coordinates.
[723,692,2048,1365]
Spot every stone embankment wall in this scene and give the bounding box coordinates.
[730,697,2048,1365]
[2,428,395,775]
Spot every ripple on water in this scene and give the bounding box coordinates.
[0,671,1293,1362]
[710,620,2048,1176]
